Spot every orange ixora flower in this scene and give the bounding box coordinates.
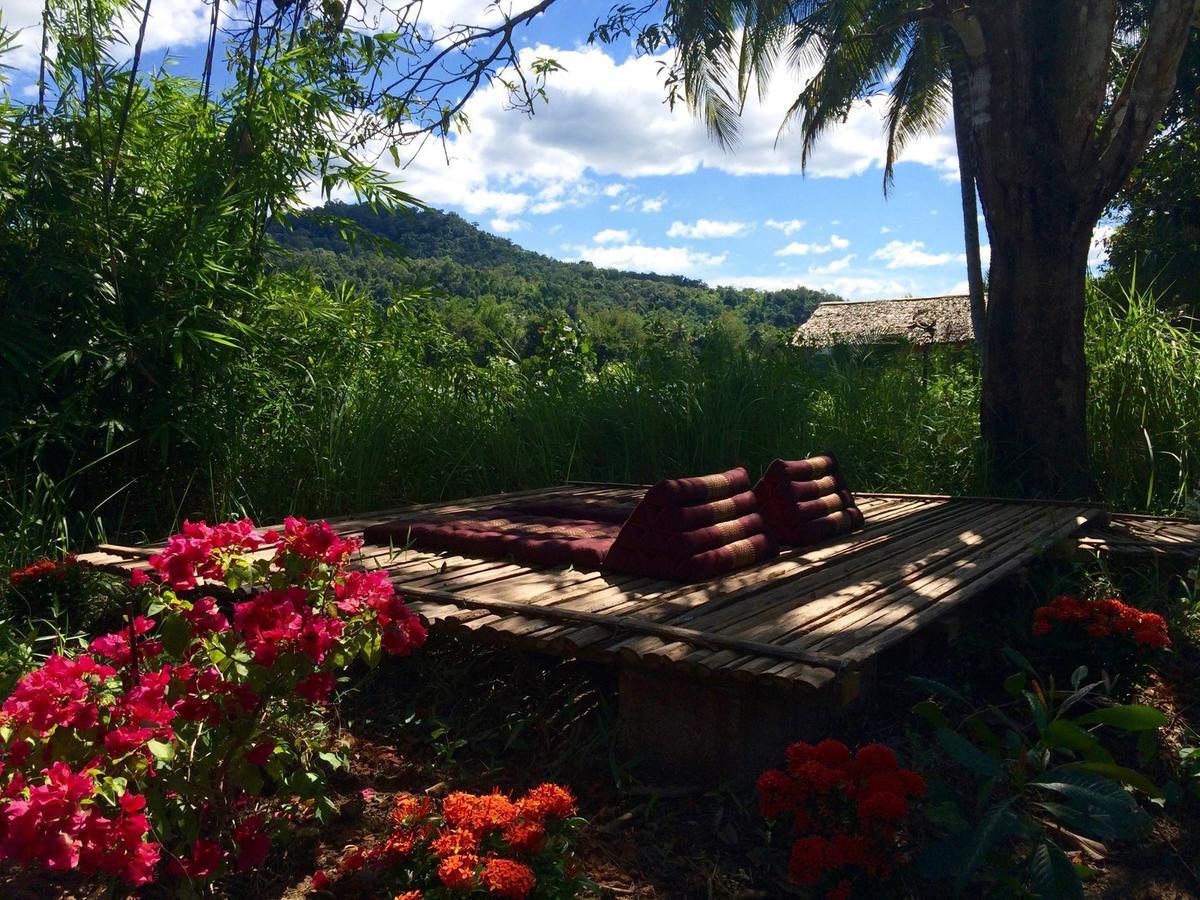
[502,820,546,856]
[481,856,537,898]
[391,793,435,826]
[394,893,423,900]
[443,791,519,834]
[430,827,479,859]
[436,852,479,890]
[517,783,576,822]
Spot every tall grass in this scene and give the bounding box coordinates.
[3,276,1197,569]
[1087,276,1200,512]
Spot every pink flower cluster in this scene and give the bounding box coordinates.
[234,587,345,667]
[336,570,426,656]
[148,518,266,590]
[0,763,159,885]
[0,514,426,887]
[270,516,361,568]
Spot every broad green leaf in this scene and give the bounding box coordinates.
[909,675,970,706]
[1028,839,1084,900]
[1064,761,1162,798]
[937,727,1003,777]
[147,739,176,762]
[954,798,1022,892]
[1041,720,1111,763]
[1004,672,1027,697]
[913,699,949,729]
[1073,705,1167,732]
[1002,648,1039,679]
[160,613,192,658]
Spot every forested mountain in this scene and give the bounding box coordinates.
[272,203,837,360]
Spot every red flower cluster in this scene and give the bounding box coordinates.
[1033,595,1170,650]
[756,740,925,895]
[0,515,426,888]
[316,784,581,898]
[8,555,78,586]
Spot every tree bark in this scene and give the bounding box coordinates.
[981,217,1092,498]
[949,66,987,367]
[946,0,1199,499]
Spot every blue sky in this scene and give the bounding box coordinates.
[1,0,1113,299]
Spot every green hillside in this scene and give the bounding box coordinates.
[272,202,837,361]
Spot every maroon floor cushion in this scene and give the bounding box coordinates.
[362,509,621,569]
[753,454,866,545]
[362,468,778,582]
[603,467,778,581]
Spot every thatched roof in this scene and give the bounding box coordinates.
[792,295,975,348]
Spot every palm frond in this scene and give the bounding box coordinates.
[883,22,951,191]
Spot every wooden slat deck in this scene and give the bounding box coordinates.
[78,486,1108,695]
[1076,512,1200,560]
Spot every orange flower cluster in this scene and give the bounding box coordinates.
[313,784,582,898]
[1033,595,1170,650]
[8,554,78,586]
[756,740,925,897]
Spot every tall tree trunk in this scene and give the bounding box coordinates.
[947,0,1198,499]
[949,57,987,366]
[982,216,1092,497]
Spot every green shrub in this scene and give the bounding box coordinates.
[913,650,1165,896]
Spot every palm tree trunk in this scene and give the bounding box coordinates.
[949,60,987,367]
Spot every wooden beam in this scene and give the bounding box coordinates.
[393,584,849,672]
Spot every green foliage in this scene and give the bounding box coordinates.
[1103,16,1199,313]
[913,653,1165,896]
[270,202,837,351]
[0,614,88,697]
[1,558,130,636]
[0,0,414,563]
[1086,275,1200,512]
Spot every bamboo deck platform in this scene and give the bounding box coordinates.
[79,485,1122,693]
[1076,512,1200,560]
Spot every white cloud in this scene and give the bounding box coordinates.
[4,0,211,70]
[490,217,527,233]
[1089,224,1116,268]
[775,236,848,256]
[776,241,823,256]
[715,274,910,299]
[380,41,958,217]
[603,183,629,197]
[765,218,805,236]
[574,242,726,275]
[592,228,631,244]
[872,239,962,269]
[880,226,894,234]
[666,218,751,239]
[810,254,856,275]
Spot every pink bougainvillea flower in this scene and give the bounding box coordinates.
[274,517,361,568]
[182,597,229,638]
[245,741,275,767]
[168,838,224,878]
[296,672,335,704]
[148,518,265,590]
[232,815,271,872]
[1,654,116,737]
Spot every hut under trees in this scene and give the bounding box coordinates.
[792,295,976,350]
